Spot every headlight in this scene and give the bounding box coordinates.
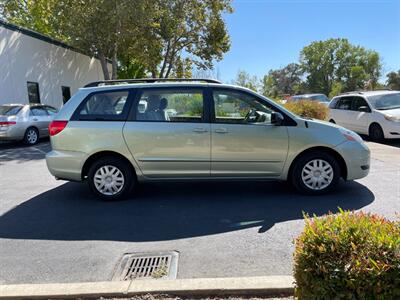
[339,128,364,143]
[384,114,400,122]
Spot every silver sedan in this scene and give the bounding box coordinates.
[0,104,58,145]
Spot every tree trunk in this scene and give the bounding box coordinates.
[112,50,118,80]
[159,40,171,78]
[99,53,110,80]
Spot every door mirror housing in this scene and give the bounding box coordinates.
[271,112,284,126]
[358,106,371,113]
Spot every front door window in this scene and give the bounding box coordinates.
[213,90,275,124]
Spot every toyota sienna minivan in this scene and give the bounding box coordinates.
[46,79,370,200]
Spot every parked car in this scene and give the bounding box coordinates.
[0,104,58,145]
[329,90,400,141]
[290,93,331,105]
[46,79,370,200]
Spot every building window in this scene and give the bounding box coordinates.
[27,82,40,104]
[62,86,71,104]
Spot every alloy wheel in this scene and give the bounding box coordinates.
[27,129,38,144]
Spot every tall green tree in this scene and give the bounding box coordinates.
[300,38,381,95]
[150,0,232,78]
[233,70,259,92]
[0,0,65,39]
[1,0,233,79]
[2,0,152,79]
[386,70,400,90]
[261,63,303,98]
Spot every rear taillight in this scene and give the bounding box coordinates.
[49,120,68,136]
[0,121,16,126]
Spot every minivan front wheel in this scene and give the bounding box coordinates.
[88,157,135,200]
[369,123,384,142]
[291,151,340,195]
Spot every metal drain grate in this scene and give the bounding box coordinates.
[112,251,179,281]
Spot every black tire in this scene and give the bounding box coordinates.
[369,123,384,142]
[291,151,341,195]
[329,119,336,124]
[87,156,136,200]
[23,127,39,145]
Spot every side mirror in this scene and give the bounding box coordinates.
[359,106,370,113]
[271,112,284,126]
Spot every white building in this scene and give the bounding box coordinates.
[0,20,111,108]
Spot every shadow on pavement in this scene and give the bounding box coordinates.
[0,139,51,163]
[0,180,374,242]
[382,139,400,148]
[361,135,400,149]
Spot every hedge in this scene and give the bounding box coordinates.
[294,210,400,300]
[284,100,329,120]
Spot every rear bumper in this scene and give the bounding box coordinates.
[0,129,23,141]
[46,150,87,182]
[334,141,370,180]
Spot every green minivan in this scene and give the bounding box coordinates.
[46,79,370,200]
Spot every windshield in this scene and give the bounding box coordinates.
[0,105,23,116]
[368,93,400,110]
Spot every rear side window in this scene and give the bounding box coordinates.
[44,106,59,115]
[30,107,49,116]
[135,89,204,122]
[74,90,131,121]
[0,106,22,116]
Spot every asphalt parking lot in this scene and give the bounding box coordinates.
[0,139,399,284]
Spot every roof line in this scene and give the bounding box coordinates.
[0,19,110,62]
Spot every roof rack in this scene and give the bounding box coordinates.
[84,78,221,88]
[339,88,393,96]
[339,91,364,95]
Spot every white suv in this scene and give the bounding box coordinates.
[329,90,400,141]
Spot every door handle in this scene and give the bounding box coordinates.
[33,118,38,121]
[215,128,228,134]
[193,127,207,133]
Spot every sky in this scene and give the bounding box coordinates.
[215,0,400,83]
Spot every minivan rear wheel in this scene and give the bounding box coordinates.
[88,156,135,200]
[291,151,340,195]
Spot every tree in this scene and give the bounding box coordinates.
[1,0,233,79]
[261,63,303,98]
[149,0,232,78]
[233,70,259,92]
[0,0,65,39]
[2,0,153,79]
[386,70,400,90]
[300,38,381,95]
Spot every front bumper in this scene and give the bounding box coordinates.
[46,150,87,182]
[334,140,370,180]
[382,121,400,139]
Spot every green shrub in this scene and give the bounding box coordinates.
[284,100,328,120]
[294,210,400,300]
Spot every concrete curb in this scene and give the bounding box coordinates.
[0,276,294,299]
